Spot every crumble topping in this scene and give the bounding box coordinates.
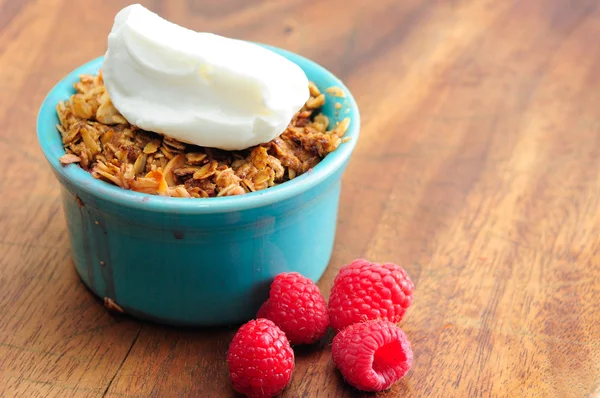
[56,72,350,198]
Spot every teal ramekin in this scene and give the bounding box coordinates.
[36,45,360,326]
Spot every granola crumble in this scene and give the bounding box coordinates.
[56,72,350,198]
[325,86,346,98]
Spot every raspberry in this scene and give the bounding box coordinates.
[257,272,329,345]
[226,319,294,398]
[332,320,412,391]
[328,259,414,331]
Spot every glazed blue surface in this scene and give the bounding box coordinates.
[37,45,360,326]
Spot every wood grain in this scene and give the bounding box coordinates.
[1,0,600,396]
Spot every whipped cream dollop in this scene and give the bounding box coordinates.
[102,4,309,150]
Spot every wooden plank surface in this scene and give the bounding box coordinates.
[1,0,600,396]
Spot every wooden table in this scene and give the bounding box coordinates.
[2,0,600,396]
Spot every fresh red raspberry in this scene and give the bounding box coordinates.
[332,320,413,391]
[257,272,329,345]
[226,319,294,398]
[328,259,414,331]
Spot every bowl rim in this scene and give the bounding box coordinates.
[36,44,360,214]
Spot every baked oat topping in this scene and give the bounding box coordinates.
[325,86,346,98]
[56,73,351,198]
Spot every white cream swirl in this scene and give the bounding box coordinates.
[102,4,309,150]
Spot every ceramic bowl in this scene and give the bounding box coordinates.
[36,45,360,326]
